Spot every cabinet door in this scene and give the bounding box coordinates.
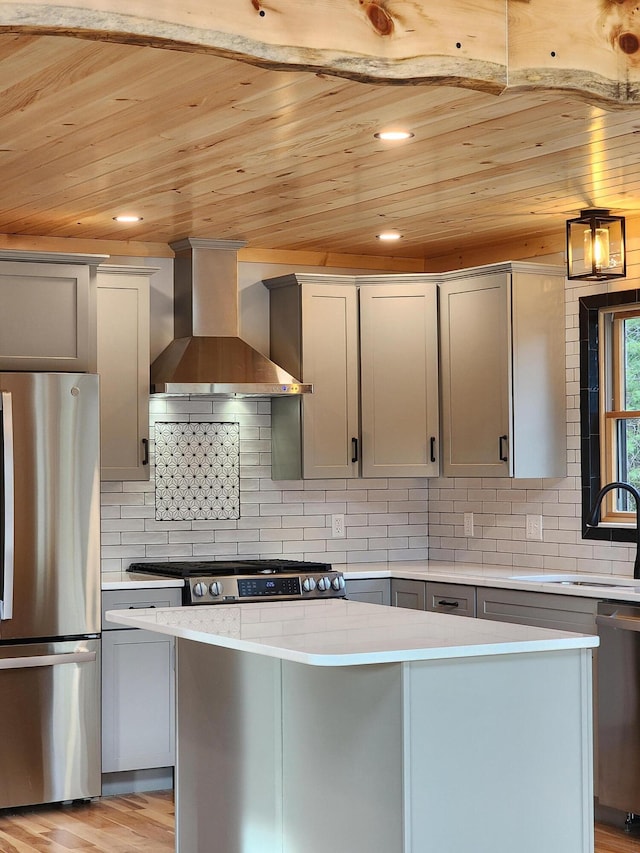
[439,272,512,477]
[345,579,391,605]
[0,261,93,371]
[102,628,175,772]
[359,283,439,477]
[97,267,152,480]
[301,284,359,479]
[391,578,426,610]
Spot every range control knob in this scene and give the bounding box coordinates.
[332,576,346,591]
[209,581,223,597]
[317,576,331,592]
[192,581,208,598]
[302,577,317,593]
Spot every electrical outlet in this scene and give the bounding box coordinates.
[331,514,345,538]
[463,512,474,537]
[526,514,543,541]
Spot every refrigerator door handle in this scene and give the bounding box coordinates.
[0,390,14,621]
[0,651,96,670]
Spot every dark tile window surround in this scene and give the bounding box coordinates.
[580,288,640,543]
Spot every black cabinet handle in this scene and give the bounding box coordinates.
[499,434,508,463]
[142,438,149,466]
[430,436,436,463]
[351,437,359,464]
[437,600,459,608]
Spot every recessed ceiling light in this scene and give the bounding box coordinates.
[377,231,402,241]
[374,130,414,141]
[113,214,143,223]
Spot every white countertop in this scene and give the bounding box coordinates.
[102,560,640,602]
[338,560,640,600]
[102,571,184,590]
[106,598,597,667]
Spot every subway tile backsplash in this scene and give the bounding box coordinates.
[100,277,638,578]
[100,398,429,571]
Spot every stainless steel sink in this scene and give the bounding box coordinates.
[509,573,640,590]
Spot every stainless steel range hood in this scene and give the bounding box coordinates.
[151,238,311,397]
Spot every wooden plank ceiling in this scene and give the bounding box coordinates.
[1,33,640,267]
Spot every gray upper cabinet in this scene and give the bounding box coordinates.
[266,273,440,480]
[0,253,106,372]
[359,280,439,478]
[438,262,566,478]
[96,265,154,481]
[268,276,359,480]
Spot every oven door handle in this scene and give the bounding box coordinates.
[596,612,640,632]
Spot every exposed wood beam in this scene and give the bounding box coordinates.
[0,1,640,105]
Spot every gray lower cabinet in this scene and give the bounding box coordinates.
[476,587,598,633]
[391,578,426,610]
[391,579,476,616]
[102,588,181,791]
[345,578,390,605]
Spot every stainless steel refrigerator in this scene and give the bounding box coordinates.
[0,372,101,809]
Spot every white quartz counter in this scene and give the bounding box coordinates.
[102,560,640,601]
[106,598,597,666]
[101,571,183,590]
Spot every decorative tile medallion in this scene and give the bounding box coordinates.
[154,421,240,521]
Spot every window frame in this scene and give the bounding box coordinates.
[581,289,640,543]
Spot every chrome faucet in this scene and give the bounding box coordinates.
[587,481,640,579]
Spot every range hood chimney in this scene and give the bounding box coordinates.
[151,238,311,397]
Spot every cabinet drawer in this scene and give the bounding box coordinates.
[102,587,182,630]
[425,582,476,618]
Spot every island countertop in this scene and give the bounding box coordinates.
[106,598,598,667]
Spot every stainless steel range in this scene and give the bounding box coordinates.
[128,559,346,605]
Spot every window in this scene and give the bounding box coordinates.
[580,289,640,543]
[600,308,640,518]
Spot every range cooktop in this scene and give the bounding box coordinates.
[128,558,332,577]
[127,559,345,605]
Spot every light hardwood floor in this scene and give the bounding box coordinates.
[0,792,635,853]
[0,791,174,852]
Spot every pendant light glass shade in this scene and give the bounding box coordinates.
[566,208,626,280]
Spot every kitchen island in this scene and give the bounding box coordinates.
[107,599,598,853]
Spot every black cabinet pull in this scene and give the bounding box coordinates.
[141,437,149,466]
[430,436,436,463]
[437,600,459,608]
[499,434,508,462]
[351,437,359,464]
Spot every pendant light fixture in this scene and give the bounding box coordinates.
[566,208,626,280]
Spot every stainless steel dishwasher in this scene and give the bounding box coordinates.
[597,601,640,823]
